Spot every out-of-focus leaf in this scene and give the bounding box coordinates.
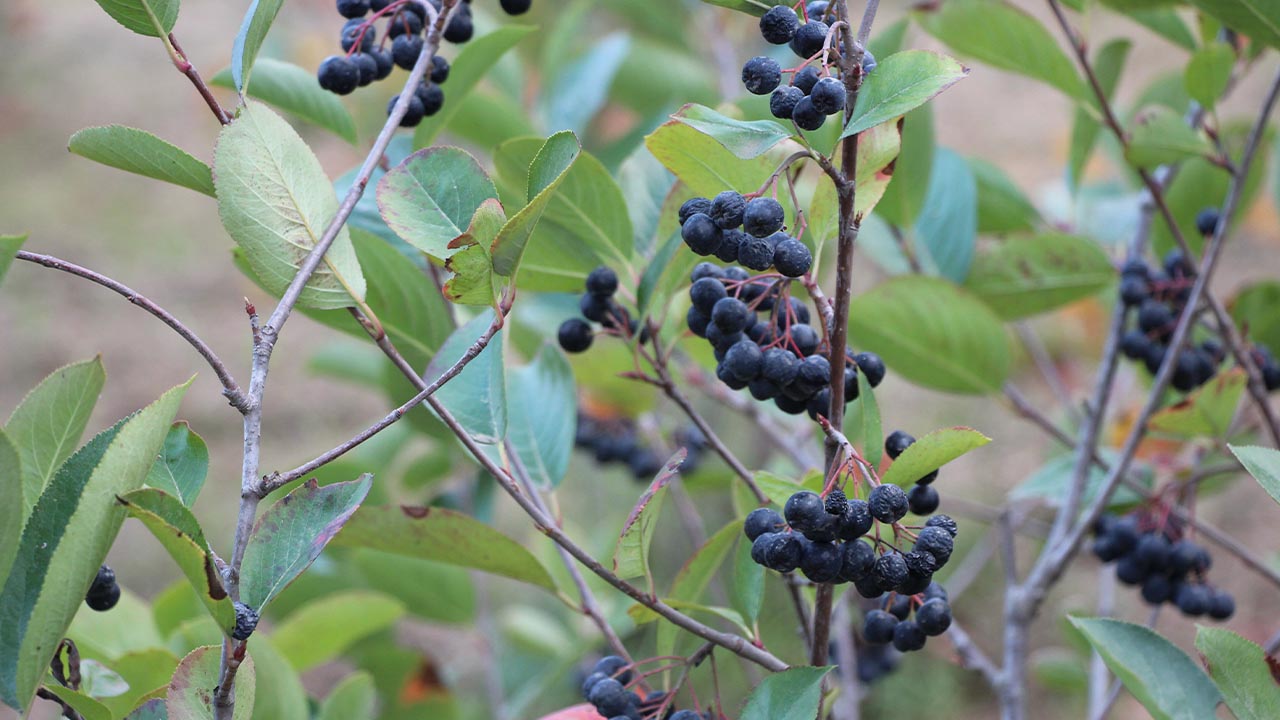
[212,60,356,144]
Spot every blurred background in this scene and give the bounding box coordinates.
[2,0,1279,718]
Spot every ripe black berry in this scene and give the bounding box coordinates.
[415,82,444,116]
[586,266,618,297]
[885,430,915,459]
[908,484,940,515]
[679,197,712,225]
[710,191,747,229]
[800,540,843,582]
[337,0,370,19]
[867,484,908,523]
[724,339,764,381]
[1137,299,1174,335]
[790,20,830,59]
[558,319,593,353]
[1207,589,1235,619]
[392,34,424,70]
[371,48,394,80]
[341,19,375,52]
[587,678,629,717]
[318,56,360,95]
[784,491,826,533]
[762,348,800,386]
[892,621,927,652]
[85,565,120,612]
[863,609,899,644]
[791,324,820,356]
[387,9,423,38]
[1141,574,1173,604]
[914,526,954,565]
[770,85,805,119]
[444,7,475,43]
[792,96,826,131]
[925,514,959,538]
[862,49,877,73]
[1175,583,1209,616]
[773,238,812,277]
[744,508,785,541]
[429,54,450,83]
[743,197,785,237]
[809,77,845,114]
[916,598,952,636]
[690,277,728,314]
[711,297,752,333]
[594,656,633,684]
[1195,207,1220,236]
[389,93,426,127]
[840,539,875,581]
[581,671,608,697]
[681,213,722,255]
[742,56,783,95]
[231,602,260,640]
[837,499,874,540]
[500,0,533,14]
[737,236,775,271]
[761,532,803,572]
[1119,275,1150,306]
[760,5,800,44]
[872,552,909,590]
[793,65,821,94]
[1120,330,1150,359]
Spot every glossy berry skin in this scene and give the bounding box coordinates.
[690,277,728,313]
[341,19,375,52]
[908,484,940,515]
[500,0,533,14]
[387,10,423,38]
[415,82,444,116]
[791,324,820,356]
[581,671,608,697]
[1207,589,1235,620]
[710,191,747,229]
[792,96,826,131]
[885,430,915,459]
[587,679,629,717]
[350,53,377,86]
[862,49,878,73]
[793,65,821,94]
[318,56,360,95]
[558,319,593,353]
[840,539,875,581]
[444,9,475,43]
[868,484,909,523]
[744,508,786,541]
[770,85,805,119]
[760,5,800,44]
[724,339,764,381]
[337,0,371,18]
[863,609,899,644]
[837,499,874,540]
[586,266,618,297]
[389,93,426,127]
[743,197,785,237]
[681,213,721,255]
[1195,207,1220,236]
[1175,583,1210,616]
[761,532,803,572]
[762,348,800,386]
[800,541,843,582]
[854,352,886,387]
[85,566,121,612]
[742,56,783,95]
[773,238,812,278]
[892,621,928,652]
[231,602,260,641]
[370,48,394,80]
[790,20,830,58]
[430,55,450,83]
[916,598,952,636]
[594,656,633,684]
[784,491,826,532]
[392,34,424,70]
[711,297,752,333]
[809,77,845,114]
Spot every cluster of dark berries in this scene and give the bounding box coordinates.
[744,481,957,604]
[574,414,708,481]
[559,266,649,354]
[886,430,943,515]
[683,262,885,420]
[580,657,707,720]
[855,642,899,683]
[862,582,953,653]
[679,193,812,276]
[1092,512,1235,620]
[751,3,876,131]
[84,564,120,612]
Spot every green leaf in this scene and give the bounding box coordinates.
[167,646,255,720]
[1185,0,1280,50]
[850,120,905,220]
[127,699,168,720]
[1230,444,1280,507]
[351,550,475,624]
[964,233,1114,319]
[68,126,214,196]
[613,450,685,580]
[673,103,792,159]
[42,685,112,720]
[332,504,558,591]
[0,432,21,584]
[1185,43,1234,108]
[318,672,376,720]
[730,535,765,628]
[1070,39,1131,190]
[841,51,969,138]
[845,372,883,469]
[658,520,740,657]
[739,666,832,720]
[413,25,536,148]
[1125,9,1197,50]
[118,488,235,635]
[968,158,1040,233]
[848,276,1011,394]
[542,33,631,135]
[914,0,1083,98]
[211,60,356,144]
[5,357,107,518]
[443,200,505,306]
[1126,106,1215,168]
[271,591,404,672]
[231,0,284,92]
[506,345,576,488]
[493,139,633,288]
[1149,368,1246,437]
[215,102,366,310]
[0,380,188,712]
[91,0,178,37]
[244,637,306,720]
[144,422,208,506]
[1069,617,1221,720]
[874,106,934,227]
[1195,626,1280,719]
[881,427,991,487]
[426,310,507,444]
[914,148,977,282]
[492,131,583,276]
[238,475,373,611]
[68,587,165,660]
[1012,451,1147,510]
[751,471,805,508]
[96,650,178,718]
[619,144,674,256]
[698,0,787,15]
[0,233,26,287]
[645,120,779,198]
[214,102,366,310]
[1230,281,1280,353]
[376,147,498,260]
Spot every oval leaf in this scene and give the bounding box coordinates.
[92,0,178,37]
[881,427,991,487]
[841,51,969,138]
[614,450,686,581]
[377,146,498,260]
[144,422,209,506]
[211,60,357,144]
[1195,626,1280,720]
[506,345,576,488]
[332,504,557,591]
[1229,444,1280,507]
[673,103,792,159]
[69,126,214,196]
[318,672,376,720]
[214,102,366,310]
[914,147,977,282]
[491,131,583,276]
[1069,617,1221,720]
[969,157,1040,233]
[231,0,284,92]
[1184,43,1234,108]
[1126,106,1215,168]
[1149,368,1247,438]
[657,520,741,657]
[424,310,507,444]
[964,233,1114,319]
[167,646,254,720]
[740,666,832,720]
[238,475,373,611]
[847,276,1012,394]
[270,591,404,673]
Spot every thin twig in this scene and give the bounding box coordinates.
[164,33,231,125]
[15,251,248,411]
[947,619,1003,691]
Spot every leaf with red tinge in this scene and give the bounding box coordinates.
[238,475,372,612]
[613,449,686,580]
[167,646,254,720]
[1195,626,1280,719]
[444,199,506,306]
[1150,369,1247,438]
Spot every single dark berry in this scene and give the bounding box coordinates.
[908,484,940,515]
[790,20,830,59]
[85,582,121,612]
[1207,589,1235,620]
[784,491,826,532]
[916,599,952,636]
[341,18,375,52]
[587,678,629,717]
[1141,574,1174,604]
[762,532,804,572]
[1135,533,1172,571]
[370,48,394,80]
[795,354,831,390]
[716,229,746,263]
[868,484,908,524]
[806,388,832,420]
[711,297,752,333]
[430,54,451,83]
[594,656,633,684]
[742,56,783,95]
[885,593,912,621]
[392,34,425,70]
[807,1,832,18]
[558,318,593,353]
[579,293,611,323]
[349,51,377,86]
[690,277,728,313]
[793,65,821,94]
[1119,275,1150,306]
[706,324,744,353]
[690,261,722,283]
[413,82,444,116]
[791,298,812,325]
[760,5,800,44]
[743,197,785,237]
[337,0,371,18]
[1115,554,1148,585]
[1164,249,1195,279]
[885,430,915,459]
[1175,583,1210,616]
[744,508,786,541]
[863,609,899,644]
[914,526,954,565]
[1137,299,1174,335]
[737,236,775,271]
[581,671,609,698]
[903,550,938,578]
[710,191,747,229]
[231,602,260,641]
[873,551,910,590]
[500,0,533,14]
[892,621,927,652]
[851,352,884,387]
[443,8,475,43]
[1092,535,1121,562]
[1120,329,1151,360]
[840,539,875,581]
[1107,518,1139,555]
[724,339,764,381]
[770,85,805,119]
[784,325,815,358]
[862,49,877,73]
[1195,207,1220,236]
[389,93,426,127]
[837,499,874,540]
[318,56,360,95]
[762,348,800,386]
[681,213,722,255]
[679,197,713,225]
[925,514,959,538]
[809,76,845,114]
[800,540,843,582]
[774,238,813,278]
[586,266,619,297]
[387,9,424,38]
[792,96,826,131]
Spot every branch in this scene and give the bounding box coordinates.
[946,619,1003,692]
[683,363,820,471]
[15,250,248,411]
[163,33,231,125]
